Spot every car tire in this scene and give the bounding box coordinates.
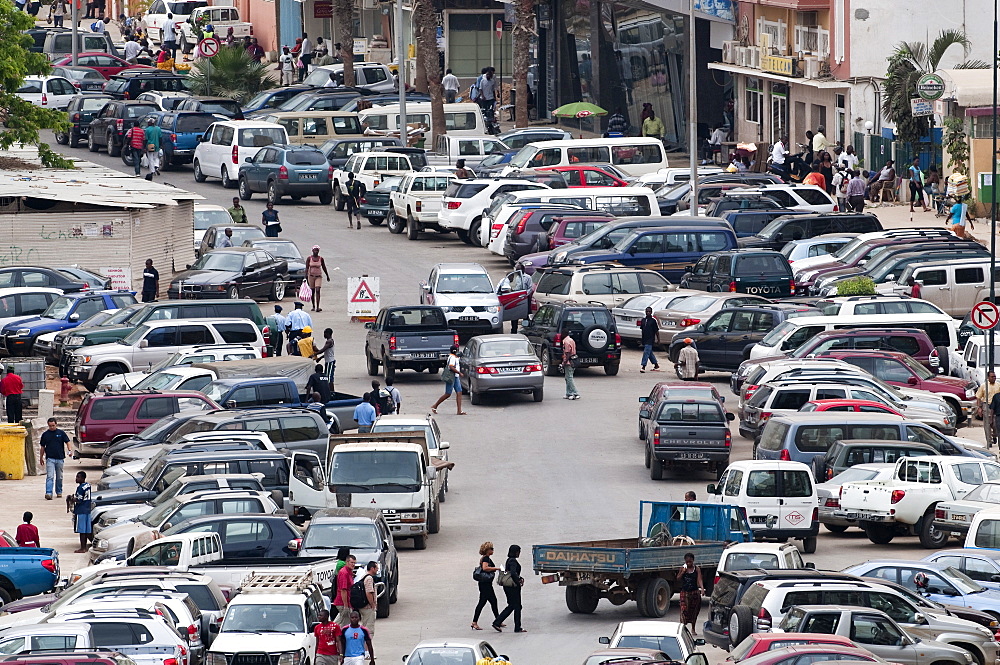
[641,577,670,618]
[368,217,383,226]
[427,504,440,534]
[715,462,726,481]
[824,523,848,533]
[932,345,951,375]
[542,348,560,377]
[88,132,99,152]
[222,167,235,189]
[389,571,399,603]
[319,190,333,205]
[122,149,134,167]
[729,605,754,647]
[0,587,11,605]
[566,585,599,614]
[92,365,124,386]
[469,387,482,405]
[438,481,446,503]
[581,324,612,352]
[376,586,390,619]
[366,349,379,376]
[269,277,286,301]
[650,458,663,480]
[107,132,120,156]
[919,509,949,548]
[533,387,543,402]
[55,131,68,145]
[604,362,620,376]
[412,535,427,550]
[864,522,894,545]
[267,181,280,204]
[469,218,483,247]
[193,160,206,182]
[387,211,405,234]
[228,286,240,299]
[802,535,817,554]
[406,214,419,240]
[239,176,253,200]
[457,229,471,244]
[381,358,395,381]
[334,187,345,211]
[69,133,81,148]
[644,444,651,468]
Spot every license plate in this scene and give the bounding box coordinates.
[952,514,967,521]
[579,357,600,364]
[497,367,524,373]
[458,316,479,321]
[411,352,436,359]
[663,321,676,327]
[677,452,707,460]
[300,174,317,180]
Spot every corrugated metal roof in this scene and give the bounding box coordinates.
[0,145,204,209]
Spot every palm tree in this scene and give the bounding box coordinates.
[413,0,445,139]
[333,0,355,86]
[186,45,275,103]
[512,0,533,127]
[882,29,988,144]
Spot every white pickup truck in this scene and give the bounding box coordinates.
[389,172,453,240]
[70,532,342,592]
[332,151,415,214]
[179,6,253,52]
[838,455,1000,548]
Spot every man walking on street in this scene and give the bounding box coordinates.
[141,259,159,303]
[677,337,700,380]
[143,117,162,180]
[339,611,374,665]
[345,173,365,230]
[562,334,580,400]
[71,471,93,553]
[978,371,1000,447]
[125,122,146,176]
[1,366,23,423]
[639,307,660,373]
[333,554,357,624]
[40,417,71,500]
[442,68,459,103]
[228,197,248,224]
[357,561,378,634]
[313,610,341,665]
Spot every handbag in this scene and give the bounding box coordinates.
[497,570,516,588]
[298,281,313,303]
[473,566,494,583]
[570,355,581,369]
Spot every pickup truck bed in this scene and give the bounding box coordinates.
[534,537,728,574]
[365,306,457,380]
[0,547,60,602]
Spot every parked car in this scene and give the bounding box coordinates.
[57,94,113,148]
[238,144,333,205]
[924,549,1000,595]
[193,121,289,189]
[136,111,217,167]
[545,213,615,249]
[721,209,807,238]
[540,164,631,187]
[532,264,673,309]
[457,333,543,404]
[725,633,858,662]
[51,52,146,78]
[739,213,883,250]
[0,290,136,357]
[781,235,855,264]
[134,89,194,111]
[718,542,808,574]
[175,96,244,119]
[358,177,402,226]
[816,463,896,532]
[681,250,795,297]
[843,559,1000,616]
[241,86,314,115]
[613,292,699,347]
[51,67,110,93]
[196,224,266,258]
[16,76,76,110]
[814,439,937,481]
[519,302,622,376]
[653,293,771,331]
[87,100,159,156]
[168,248,288,302]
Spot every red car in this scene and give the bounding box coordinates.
[731,645,880,665]
[799,399,904,417]
[545,214,614,249]
[50,53,152,78]
[539,165,630,187]
[727,634,859,662]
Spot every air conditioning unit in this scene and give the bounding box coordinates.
[722,40,739,64]
[803,55,819,78]
[735,46,748,67]
[749,48,762,68]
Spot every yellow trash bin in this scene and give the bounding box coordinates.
[0,424,27,480]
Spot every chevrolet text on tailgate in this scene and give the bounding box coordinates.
[532,501,750,617]
[838,455,1000,548]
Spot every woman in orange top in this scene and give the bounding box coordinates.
[803,162,826,191]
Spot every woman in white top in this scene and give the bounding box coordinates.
[431,346,467,415]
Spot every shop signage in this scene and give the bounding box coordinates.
[917,73,945,101]
[761,54,794,76]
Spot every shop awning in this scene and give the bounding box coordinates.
[708,61,851,89]
[937,68,998,108]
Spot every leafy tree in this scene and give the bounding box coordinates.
[882,30,988,144]
[837,276,877,296]
[0,1,71,168]
[186,45,274,103]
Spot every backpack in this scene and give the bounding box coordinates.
[349,574,371,610]
[376,388,392,415]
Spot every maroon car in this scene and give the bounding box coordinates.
[817,349,975,423]
[74,389,218,459]
[545,214,614,250]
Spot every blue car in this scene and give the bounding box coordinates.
[924,549,1000,594]
[0,290,136,356]
[128,111,218,168]
[844,559,1000,616]
[241,86,313,115]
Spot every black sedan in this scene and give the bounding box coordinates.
[243,238,305,287]
[0,266,87,292]
[360,176,402,226]
[168,247,288,301]
[58,266,112,290]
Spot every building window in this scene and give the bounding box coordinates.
[835,94,846,143]
[746,77,763,124]
[770,83,788,144]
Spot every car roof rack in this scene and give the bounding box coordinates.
[240,572,315,593]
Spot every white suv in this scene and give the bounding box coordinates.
[98,343,262,391]
[814,295,948,318]
[193,121,289,189]
[302,63,395,92]
[741,184,837,213]
[438,178,550,245]
[49,608,191,665]
[419,263,504,337]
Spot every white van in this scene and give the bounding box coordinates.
[480,186,659,247]
[501,137,669,177]
[359,103,486,143]
[749,312,961,361]
[433,134,510,167]
[706,459,820,553]
[881,257,999,317]
[965,507,1000,549]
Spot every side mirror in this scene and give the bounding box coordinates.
[628,246,638,256]
[907,376,919,385]
[402,657,408,663]
[364,322,375,330]
[694,639,706,647]
[209,623,220,634]
[726,413,735,421]
[225,400,237,409]
[684,265,694,272]
[706,483,717,495]
[244,157,253,163]
[162,522,172,531]
[685,654,709,665]
[914,612,926,624]
[197,135,206,142]
[425,466,438,480]
[774,233,784,242]
[69,313,79,321]
[598,637,610,645]
[287,538,300,551]
[186,264,192,269]
[440,441,450,450]
[805,562,816,569]
[138,339,148,348]
[421,283,430,291]
[990,574,1000,583]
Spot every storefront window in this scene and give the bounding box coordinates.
[770,82,788,143]
[746,77,762,124]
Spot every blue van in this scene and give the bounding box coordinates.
[569,223,738,282]
[133,111,219,167]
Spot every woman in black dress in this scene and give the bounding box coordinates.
[471,541,500,630]
[493,545,526,633]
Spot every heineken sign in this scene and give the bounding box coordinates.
[917,73,946,101]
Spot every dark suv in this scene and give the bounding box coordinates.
[682,250,794,296]
[739,212,883,250]
[704,192,783,218]
[519,303,621,376]
[58,94,113,148]
[87,100,159,156]
[238,145,334,205]
[666,304,820,372]
[504,206,595,264]
[175,96,244,119]
[722,209,807,237]
[102,69,189,100]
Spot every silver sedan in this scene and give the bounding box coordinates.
[459,334,544,404]
[612,291,700,347]
[654,293,772,331]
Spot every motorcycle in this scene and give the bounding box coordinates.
[767,142,811,183]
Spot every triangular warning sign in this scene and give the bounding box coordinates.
[350,280,378,303]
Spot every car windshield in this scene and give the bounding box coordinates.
[898,354,934,379]
[193,253,245,272]
[724,551,779,570]
[125,104,158,118]
[194,209,232,230]
[407,648,478,665]
[668,295,720,313]
[370,423,437,449]
[42,296,76,320]
[477,340,535,357]
[121,324,152,346]
[238,127,287,148]
[828,466,883,485]
[302,523,380,550]
[615,636,682,660]
[140,497,181,527]
[941,566,987,594]
[329,451,421,491]
[222,604,304,633]
[612,230,646,252]
[253,241,303,260]
[77,310,116,327]
[177,115,215,133]
[166,0,206,13]
[435,273,493,294]
[106,307,142,324]
[758,320,795,347]
[756,217,793,239]
[134,370,188,390]
[509,145,538,168]
[287,150,328,166]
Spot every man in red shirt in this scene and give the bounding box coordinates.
[15,512,39,547]
[0,366,23,423]
[313,609,341,665]
[333,554,356,624]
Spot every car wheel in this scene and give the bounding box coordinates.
[919,509,949,548]
[604,362,620,376]
[318,190,333,205]
[267,181,280,204]
[469,387,481,405]
[122,149,134,167]
[365,349,379,376]
[334,187,345,211]
[644,444,651,468]
[222,167,235,189]
[641,578,670,618]
[269,277,286,301]
[406,214,419,240]
[387,211,405,234]
[412,535,427,550]
[88,132,99,152]
[389,571,399,603]
[650,458,663,480]
[376,586,390,619]
[824,523,848,533]
[457,229,471,244]
[581,324,612,353]
[532,387,543,402]
[0,587,11,605]
[69,132,81,148]
[566,585,599,614]
[368,217,383,226]
[802,535,817,554]
[469,218,483,247]
[729,605,754,646]
[864,523,894,545]
[382,358,395,381]
[228,286,240,299]
[542,348,560,377]
[239,176,253,200]
[193,160,206,182]
[107,132,120,156]
[55,131,68,145]
[427,504,441,534]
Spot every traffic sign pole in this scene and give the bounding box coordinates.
[198,38,222,96]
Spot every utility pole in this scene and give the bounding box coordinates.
[397,0,406,143]
[71,0,78,65]
[688,0,698,212]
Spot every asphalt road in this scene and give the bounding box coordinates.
[46,134,982,665]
